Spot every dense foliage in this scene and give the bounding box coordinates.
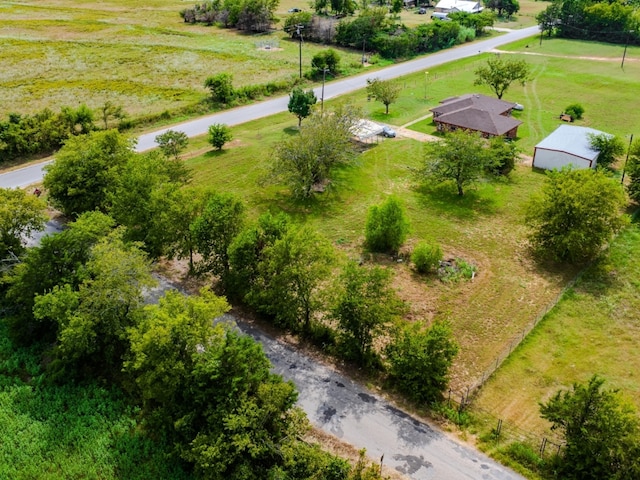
[386,321,459,404]
[366,78,401,115]
[270,107,358,198]
[0,188,46,260]
[537,0,640,45]
[0,106,94,163]
[288,87,318,126]
[364,196,410,254]
[540,376,640,479]
[181,0,279,32]
[526,167,628,263]
[411,241,442,274]
[44,130,135,217]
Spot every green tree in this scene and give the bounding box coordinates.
[269,107,358,198]
[474,55,530,99]
[536,2,561,39]
[366,78,401,115]
[526,167,628,263]
[385,320,459,404]
[208,123,233,150]
[564,103,584,120]
[32,230,155,380]
[125,287,229,413]
[364,196,410,254]
[190,192,245,280]
[311,49,341,76]
[411,241,442,274]
[288,87,317,127]
[99,101,126,130]
[155,129,189,160]
[227,212,290,300]
[332,262,404,368]
[3,211,115,343]
[43,129,135,217]
[165,187,218,273]
[204,73,235,103]
[391,0,403,15]
[419,130,493,196]
[109,151,190,258]
[540,375,640,480]
[589,133,625,169]
[250,225,334,332]
[626,140,640,202]
[0,188,46,261]
[487,136,519,176]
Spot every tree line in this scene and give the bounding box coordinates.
[537,0,640,45]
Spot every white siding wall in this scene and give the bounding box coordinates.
[533,148,594,170]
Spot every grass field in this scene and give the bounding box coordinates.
[0,0,365,117]
[472,223,640,437]
[174,35,640,398]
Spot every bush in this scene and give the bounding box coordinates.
[364,196,410,254]
[457,26,476,43]
[503,442,545,472]
[411,241,442,274]
[311,49,341,77]
[208,123,232,150]
[564,103,584,120]
[204,73,235,104]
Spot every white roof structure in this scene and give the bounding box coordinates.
[535,125,608,162]
[351,119,384,140]
[434,0,483,13]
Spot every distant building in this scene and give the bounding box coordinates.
[430,94,522,138]
[434,0,483,14]
[533,125,611,170]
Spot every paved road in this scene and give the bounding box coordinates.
[0,26,538,189]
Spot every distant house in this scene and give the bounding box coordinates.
[533,125,611,170]
[430,94,522,138]
[434,0,483,13]
[403,0,417,7]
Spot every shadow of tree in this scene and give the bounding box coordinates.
[413,181,498,220]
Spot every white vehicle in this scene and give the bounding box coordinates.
[431,12,450,20]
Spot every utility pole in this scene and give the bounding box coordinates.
[621,30,634,69]
[295,24,305,79]
[321,67,330,114]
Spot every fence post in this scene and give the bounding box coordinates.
[448,389,452,408]
[539,437,547,457]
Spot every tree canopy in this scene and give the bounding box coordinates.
[418,130,495,196]
[288,87,317,127]
[589,133,625,169]
[366,78,401,115]
[526,167,628,263]
[474,56,530,99]
[540,375,640,479]
[269,107,358,198]
[155,129,189,160]
[44,129,135,217]
[0,188,46,261]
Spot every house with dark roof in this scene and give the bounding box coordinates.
[430,94,522,139]
[533,125,610,170]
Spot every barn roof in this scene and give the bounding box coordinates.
[535,125,610,161]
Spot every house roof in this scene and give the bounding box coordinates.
[432,94,516,116]
[435,108,522,136]
[430,94,522,136]
[535,125,610,161]
[434,0,482,12]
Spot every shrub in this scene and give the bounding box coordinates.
[311,49,341,77]
[503,442,545,471]
[208,123,232,150]
[204,73,235,104]
[411,241,442,274]
[564,103,584,120]
[364,196,410,254]
[457,26,476,43]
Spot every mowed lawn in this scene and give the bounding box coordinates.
[182,38,640,393]
[473,224,640,438]
[184,110,577,392]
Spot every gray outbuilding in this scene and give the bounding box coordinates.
[533,125,611,170]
